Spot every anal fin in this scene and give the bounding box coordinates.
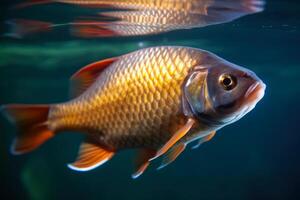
[157,143,186,170]
[68,140,114,172]
[132,149,156,179]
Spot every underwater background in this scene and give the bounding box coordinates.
[0,0,299,199]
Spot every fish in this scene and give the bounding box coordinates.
[8,0,265,38]
[14,0,214,11]
[14,0,264,13]
[1,46,266,178]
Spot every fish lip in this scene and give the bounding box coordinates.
[245,81,266,103]
[228,82,265,124]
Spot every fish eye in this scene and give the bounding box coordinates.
[219,74,237,91]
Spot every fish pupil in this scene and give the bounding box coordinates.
[223,77,232,86]
[219,74,237,90]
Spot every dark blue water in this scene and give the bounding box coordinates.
[0,0,299,200]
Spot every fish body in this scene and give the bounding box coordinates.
[70,0,265,37]
[1,46,266,177]
[83,9,209,37]
[49,0,213,13]
[49,47,208,150]
[44,0,263,14]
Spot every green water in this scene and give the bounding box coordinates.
[0,0,299,200]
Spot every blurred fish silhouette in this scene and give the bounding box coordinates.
[7,0,265,38]
[1,46,266,178]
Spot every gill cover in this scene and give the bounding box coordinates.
[182,66,211,121]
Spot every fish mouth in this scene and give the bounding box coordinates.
[228,81,266,123]
[245,81,266,105]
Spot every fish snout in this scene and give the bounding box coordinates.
[244,80,266,105]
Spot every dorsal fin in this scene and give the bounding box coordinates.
[70,57,118,98]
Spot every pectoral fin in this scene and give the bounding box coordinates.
[132,149,156,179]
[68,140,115,171]
[157,143,186,170]
[149,118,195,161]
[192,131,216,149]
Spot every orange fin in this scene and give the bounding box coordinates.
[132,149,156,179]
[1,104,53,155]
[5,19,53,38]
[70,57,118,98]
[149,118,195,161]
[68,140,115,171]
[71,21,119,38]
[157,143,186,170]
[12,0,53,9]
[192,131,216,149]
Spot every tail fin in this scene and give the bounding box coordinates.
[5,19,53,38]
[13,0,53,9]
[1,104,54,155]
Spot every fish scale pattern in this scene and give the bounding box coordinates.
[60,0,211,11]
[49,47,203,149]
[98,9,205,36]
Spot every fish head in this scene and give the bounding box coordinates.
[183,54,266,127]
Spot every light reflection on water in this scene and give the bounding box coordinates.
[5,0,264,38]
